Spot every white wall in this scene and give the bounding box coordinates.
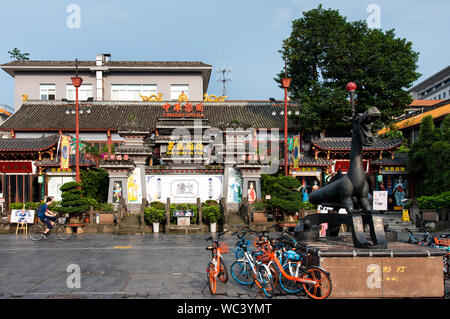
[146,174,223,203]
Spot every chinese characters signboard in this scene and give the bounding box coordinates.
[162,102,205,118]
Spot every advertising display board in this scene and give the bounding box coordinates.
[10,209,35,224]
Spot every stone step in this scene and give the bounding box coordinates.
[226,214,245,224]
[114,225,145,235]
[120,215,141,226]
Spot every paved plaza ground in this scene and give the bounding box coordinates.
[0,233,448,300]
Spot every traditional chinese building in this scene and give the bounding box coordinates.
[0,100,288,212]
[0,96,410,214]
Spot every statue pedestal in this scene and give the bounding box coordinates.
[294,213,388,249]
[296,236,446,298]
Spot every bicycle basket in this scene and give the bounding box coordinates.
[253,238,270,248]
[219,242,229,254]
[254,248,271,263]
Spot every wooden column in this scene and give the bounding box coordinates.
[165,197,171,227]
[197,197,202,226]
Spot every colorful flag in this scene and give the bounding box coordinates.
[287,137,294,151]
[293,135,300,168]
[60,135,70,169]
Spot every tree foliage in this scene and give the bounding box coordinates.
[408,115,450,196]
[80,168,109,203]
[277,5,420,134]
[261,174,306,214]
[8,48,30,61]
[59,182,90,217]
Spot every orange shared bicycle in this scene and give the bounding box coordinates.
[256,236,332,299]
[205,231,229,295]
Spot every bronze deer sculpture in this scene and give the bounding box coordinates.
[294,107,387,248]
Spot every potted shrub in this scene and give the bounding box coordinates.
[417,195,439,222]
[58,182,90,224]
[203,203,222,232]
[99,202,114,224]
[417,191,450,222]
[169,203,198,225]
[145,201,165,233]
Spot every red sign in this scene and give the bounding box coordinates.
[0,162,33,173]
[162,103,204,118]
[103,154,129,161]
[334,160,369,173]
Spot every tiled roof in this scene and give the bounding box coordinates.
[408,99,445,107]
[281,154,333,167]
[312,137,403,151]
[0,108,11,116]
[297,155,332,166]
[371,153,408,166]
[35,153,95,167]
[378,100,450,134]
[0,101,291,131]
[0,134,59,151]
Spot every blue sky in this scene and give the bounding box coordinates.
[0,0,449,110]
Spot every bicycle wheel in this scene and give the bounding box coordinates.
[444,256,449,280]
[28,224,45,241]
[206,262,217,295]
[256,265,274,298]
[302,267,332,299]
[219,259,228,283]
[55,224,73,240]
[279,262,305,294]
[268,263,279,289]
[230,261,254,285]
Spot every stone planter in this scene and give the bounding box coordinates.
[99,213,114,224]
[421,210,439,222]
[253,211,267,223]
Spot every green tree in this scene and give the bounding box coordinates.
[261,174,303,214]
[8,48,30,61]
[58,181,90,218]
[380,129,410,153]
[80,168,109,203]
[277,5,420,134]
[408,115,450,196]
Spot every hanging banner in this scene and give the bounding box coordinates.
[293,135,300,168]
[60,135,70,169]
[287,137,294,151]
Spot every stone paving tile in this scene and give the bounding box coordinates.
[0,233,448,300]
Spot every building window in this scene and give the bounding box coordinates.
[170,84,189,101]
[40,84,55,100]
[66,84,93,101]
[111,84,157,101]
[444,92,446,98]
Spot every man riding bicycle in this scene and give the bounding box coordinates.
[37,197,57,239]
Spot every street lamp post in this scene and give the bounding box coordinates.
[281,63,291,176]
[346,82,357,117]
[71,59,83,183]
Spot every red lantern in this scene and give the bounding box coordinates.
[281,78,292,88]
[346,82,357,92]
[71,76,83,88]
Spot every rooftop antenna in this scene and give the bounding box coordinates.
[216,50,232,97]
